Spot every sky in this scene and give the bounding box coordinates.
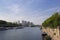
[0,0,60,25]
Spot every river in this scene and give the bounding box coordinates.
[0,27,42,40]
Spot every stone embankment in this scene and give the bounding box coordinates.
[42,27,60,40]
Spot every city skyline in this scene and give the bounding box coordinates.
[0,0,60,25]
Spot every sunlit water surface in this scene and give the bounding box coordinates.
[0,27,42,40]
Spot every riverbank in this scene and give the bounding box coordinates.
[42,32,51,40]
[0,27,24,31]
[42,27,60,40]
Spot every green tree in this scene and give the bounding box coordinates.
[42,12,60,28]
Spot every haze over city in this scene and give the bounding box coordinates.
[0,0,60,25]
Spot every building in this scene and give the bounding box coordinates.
[22,20,34,27]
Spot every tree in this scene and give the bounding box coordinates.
[0,20,7,27]
[42,12,60,28]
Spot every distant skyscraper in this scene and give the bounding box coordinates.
[17,20,20,24]
[21,20,34,27]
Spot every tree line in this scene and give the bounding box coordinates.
[0,20,21,27]
[42,12,60,28]
[0,20,36,27]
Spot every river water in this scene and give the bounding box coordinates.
[0,27,42,40]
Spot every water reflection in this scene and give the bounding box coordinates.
[0,27,42,40]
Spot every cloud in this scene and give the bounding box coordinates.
[5,4,21,14]
[0,4,42,24]
[0,0,60,25]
